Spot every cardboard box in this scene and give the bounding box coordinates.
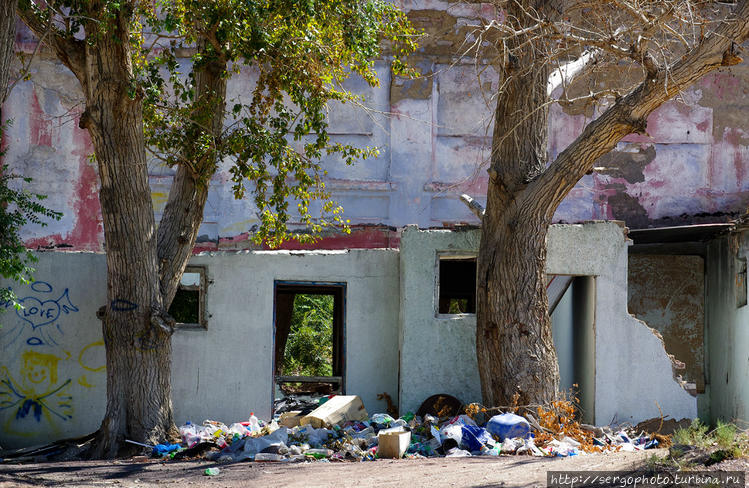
[279,411,303,428]
[300,395,368,428]
[378,429,411,458]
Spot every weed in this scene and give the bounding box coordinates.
[673,419,710,447]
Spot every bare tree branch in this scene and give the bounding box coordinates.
[16,2,86,82]
[530,0,749,215]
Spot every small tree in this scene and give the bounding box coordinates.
[13,0,416,457]
[469,0,749,407]
[0,159,62,311]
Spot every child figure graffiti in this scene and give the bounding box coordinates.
[0,350,73,436]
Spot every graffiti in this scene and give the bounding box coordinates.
[78,341,105,372]
[77,341,105,388]
[16,287,78,328]
[0,351,73,436]
[0,282,78,349]
[110,299,138,312]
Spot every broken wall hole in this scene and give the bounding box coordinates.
[437,255,476,315]
[273,282,346,408]
[627,254,706,395]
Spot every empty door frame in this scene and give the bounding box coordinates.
[272,281,347,402]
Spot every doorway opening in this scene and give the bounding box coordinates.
[273,282,345,409]
[549,275,596,424]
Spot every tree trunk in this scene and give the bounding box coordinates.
[475,1,560,408]
[0,0,15,105]
[77,23,176,458]
[157,49,226,306]
[477,201,559,408]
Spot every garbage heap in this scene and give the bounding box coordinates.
[155,395,663,462]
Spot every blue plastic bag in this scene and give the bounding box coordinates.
[152,443,181,457]
[486,413,531,441]
[460,425,493,451]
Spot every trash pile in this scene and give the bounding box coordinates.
[149,395,664,463]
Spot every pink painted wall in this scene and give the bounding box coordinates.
[2,5,748,252]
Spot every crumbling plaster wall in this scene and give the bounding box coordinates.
[0,249,401,449]
[399,222,697,424]
[4,3,749,252]
[706,229,749,424]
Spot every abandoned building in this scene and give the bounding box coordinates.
[1,2,748,449]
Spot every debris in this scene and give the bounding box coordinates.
[152,443,181,457]
[486,413,531,441]
[378,429,411,459]
[416,394,462,419]
[203,467,220,476]
[279,411,304,428]
[300,395,368,428]
[634,417,692,436]
[160,394,671,465]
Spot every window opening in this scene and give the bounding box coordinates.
[169,266,206,328]
[437,257,476,314]
[274,283,345,408]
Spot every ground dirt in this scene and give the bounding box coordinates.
[0,449,723,488]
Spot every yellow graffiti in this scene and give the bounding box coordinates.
[78,341,106,372]
[219,218,261,235]
[0,351,73,436]
[76,341,105,389]
[151,191,168,212]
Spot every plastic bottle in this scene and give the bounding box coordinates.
[179,422,199,448]
[247,412,261,434]
[254,452,284,461]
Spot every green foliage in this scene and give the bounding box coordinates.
[0,125,63,312]
[714,420,738,449]
[282,294,333,377]
[138,0,418,247]
[671,419,748,461]
[673,418,711,447]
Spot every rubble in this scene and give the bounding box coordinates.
[146,395,666,464]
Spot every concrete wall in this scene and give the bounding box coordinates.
[4,2,749,253]
[706,229,749,424]
[0,249,401,448]
[0,254,106,447]
[398,222,697,424]
[398,227,482,415]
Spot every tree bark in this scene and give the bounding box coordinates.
[0,0,15,106]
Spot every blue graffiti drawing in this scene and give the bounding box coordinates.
[0,282,79,349]
[110,299,138,312]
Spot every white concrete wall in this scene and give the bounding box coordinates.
[398,222,697,424]
[547,223,697,424]
[706,230,749,424]
[1,223,700,448]
[0,249,400,448]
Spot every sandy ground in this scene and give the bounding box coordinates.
[0,449,680,488]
